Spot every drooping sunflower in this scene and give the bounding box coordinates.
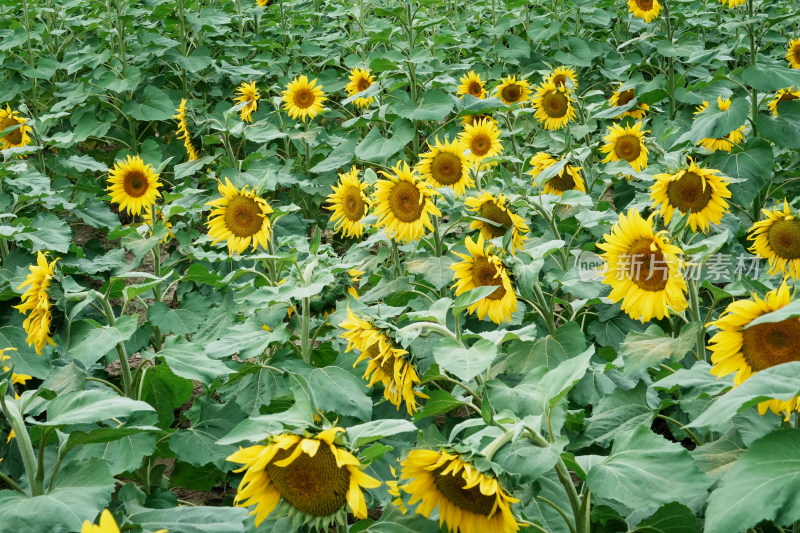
[609,83,650,119]
[172,99,199,161]
[649,160,731,233]
[81,509,165,533]
[693,97,746,152]
[451,234,518,324]
[282,75,327,122]
[532,80,576,131]
[0,348,32,391]
[628,0,662,22]
[464,192,529,254]
[717,0,746,6]
[325,166,371,238]
[226,427,381,528]
[373,161,441,243]
[0,104,32,151]
[345,67,376,109]
[527,152,586,196]
[494,75,531,106]
[597,209,688,322]
[417,137,474,197]
[106,155,163,216]
[545,66,578,91]
[460,113,496,127]
[234,81,260,123]
[458,118,503,168]
[206,178,273,255]
[400,449,521,533]
[748,200,800,281]
[340,308,428,415]
[15,251,58,355]
[767,88,800,116]
[600,122,649,172]
[708,282,800,420]
[457,70,487,99]
[787,38,800,70]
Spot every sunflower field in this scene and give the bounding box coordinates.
[3,0,800,531]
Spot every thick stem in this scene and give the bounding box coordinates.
[0,396,39,495]
[480,428,514,460]
[300,296,311,364]
[100,296,134,397]
[687,279,705,362]
[533,284,557,336]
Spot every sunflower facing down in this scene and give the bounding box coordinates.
[609,83,650,119]
[282,75,327,122]
[527,152,586,196]
[457,71,487,99]
[708,282,800,420]
[600,122,649,172]
[767,88,800,116]
[628,0,662,22]
[0,104,32,151]
[748,200,800,281]
[494,75,531,106]
[418,137,474,197]
[345,67,376,109]
[234,81,260,123]
[464,192,529,255]
[172,99,199,161]
[373,161,441,243]
[787,38,800,70]
[460,113,496,127]
[649,160,731,233]
[546,66,578,91]
[15,251,58,355]
[1,348,32,391]
[458,118,503,168]
[106,155,163,216]
[400,449,521,533]
[532,80,576,130]
[206,178,273,255]
[693,97,746,152]
[597,209,688,322]
[326,166,371,238]
[226,427,381,528]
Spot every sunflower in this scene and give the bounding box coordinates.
[0,348,32,390]
[628,0,662,22]
[748,200,800,281]
[532,80,577,131]
[106,155,163,216]
[545,66,578,91]
[172,99,199,160]
[718,0,745,6]
[464,192,529,254]
[340,308,428,415]
[457,70,487,99]
[451,234,518,324]
[325,166,371,238]
[458,118,503,168]
[206,178,273,255]
[597,209,688,322]
[527,152,586,196]
[282,75,327,122]
[345,67,376,109]
[708,282,800,420]
[234,81,260,123]
[600,122,649,172]
[226,427,381,528]
[609,83,650,119]
[15,251,58,355]
[386,466,408,514]
[256,0,269,6]
[649,160,731,233]
[459,113,496,127]
[417,137,474,197]
[400,449,521,533]
[693,97,746,152]
[142,205,174,243]
[347,269,363,300]
[81,509,165,533]
[0,104,32,150]
[767,88,800,116]
[494,75,531,106]
[787,38,800,70]
[372,160,441,243]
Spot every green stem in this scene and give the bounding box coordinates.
[747,0,759,136]
[663,0,676,120]
[0,396,39,495]
[300,296,311,364]
[0,470,26,495]
[538,496,577,533]
[687,279,705,361]
[533,285,557,335]
[85,376,126,396]
[657,414,703,446]
[480,428,514,460]
[100,297,134,397]
[392,240,401,277]
[396,322,457,340]
[432,216,443,257]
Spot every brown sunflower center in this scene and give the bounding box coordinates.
[617,89,635,106]
[548,168,577,192]
[636,0,654,9]
[666,172,713,214]
[430,152,463,185]
[122,170,149,198]
[552,74,567,87]
[468,81,483,97]
[614,134,642,162]
[464,114,491,126]
[469,133,492,157]
[224,195,264,237]
[357,78,371,92]
[472,256,507,300]
[794,46,800,65]
[501,84,522,103]
[388,180,425,223]
[479,201,513,238]
[365,342,400,381]
[0,117,22,145]
[432,463,497,515]
[542,91,568,118]
[265,442,350,516]
[767,219,800,259]
[625,239,669,292]
[742,318,800,372]
[341,186,366,221]
[778,92,799,104]
[294,89,315,109]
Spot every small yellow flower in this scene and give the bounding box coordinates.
[600,122,649,172]
[282,75,327,122]
[787,38,800,70]
[457,71,487,99]
[345,68,376,109]
[15,251,59,355]
[494,75,531,106]
[234,81,260,123]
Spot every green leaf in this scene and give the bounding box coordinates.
[414,389,466,421]
[154,345,233,385]
[433,338,497,382]
[73,433,156,475]
[756,102,800,148]
[12,212,72,253]
[582,382,658,446]
[620,324,700,377]
[170,396,246,469]
[220,364,289,416]
[690,429,746,480]
[525,347,594,412]
[365,504,443,532]
[140,364,194,429]
[60,154,107,172]
[745,297,800,328]
[147,302,203,335]
[452,285,501,313]
[405,255,456,290]
[128,506,247,533]
[67,315,138,366]
[354,119,414,162]
[633,502,701,533]
[500,322,587,373]
[679,97,748,144]
[708,138,773,206]
[493,437,567,483]
[45,389,155,426]
[391,89,454,121]
[736,64,800,92]
[346,419,418,447]
[123,86,176,121]
[308,366,372,421]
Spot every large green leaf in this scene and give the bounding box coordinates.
[708,138,773,206]
[391,89,454,121]
[44,389,155,426]
[67,315,138,366]
[308,366,372,421]
[140,364,194,429]
[354,119,414,162]
[123,86,175,121]
[500,322,587,373]
[433,337,497,382]
[170,396,246,469]
[678,97,748,144]
[128,506,248,533]
[757,102,800,148]
[581,382,658,446]
[620,323,700,377]
[736,64,800,92]
[73,433,156,475]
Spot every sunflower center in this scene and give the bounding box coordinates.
[340,186,366,221]
[479,202,512,238]
[552,74,567,87]
[266,442,350,516]
[388,180,425,223]
[294,89,315,109]
[666,172,713,214]
[0,117,22,145]
[767,219,800,259]
[470,133,491,157]
[472,257,507,300]
[625,239,669,292]
[635,0,654,9]
[468,81,483,97]
[778,92,799,104]
[122,170,149,198]
[542,91,568,118]
[502,84,522,103]
[548,168,577,192]
[431,152,463,185]
[617,89,635,106]
[357,78,371,92]
[224,195,264,237]
[432,463,497,515]
[794,47,800,64]
[614,134,641,162]
[742,318,800,372]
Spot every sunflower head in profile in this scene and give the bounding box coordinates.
[226,427,382,528]
[458,118,503,168]
[546,66,578,91]
[234,81,260,123]
[15,251,58,355]
[609,83,650,119]
[600,122,649,172]
[106,155,163,216]
[457,70,487,99]
[464,192,529,255]
[494,75,531,106]
[628,0,662,22]
[0,104,32,151]
[767,88,800,116]
[649,160,731,233]
[400,448,521,533]
[206,178,273,255]
[787,38,800,70]
[717,0,746,6]
[708,282,800,420]
[693,97,746,152]
[345,67,376,109]
[326,166,371,239]
[527,152,586,196]
[372,161,441,243]
[460,113,496,127]
[172,99,199,161]
[1,348,32,392]
[532,80,576,131]
[282,75,327,122]
[597,209,688,322]
[748,200,800,281]
[417,136,474,197]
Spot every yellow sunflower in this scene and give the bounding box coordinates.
[282,75,327,122]
[15,251,58,355]
[106,155,163,216]
[545,66,578,91]
[457,70,487,99]
[600,122,649,172]
[693,97,746,152]
[494,75,532,106]
[787,38,800,70]
[417,137,474,197]
[708,282,800,420]
[767,88,800,116]
[451,234,518,324]
[142,205,174,243]
[718,0,746,6]
[0,104,32,150]
[81,509,165,533]
[527,152,586,196]
[172,99,199,160]
[649,160,731,233]
[458,118,503,168]
[1,348,32,390]
[325,166,371,239]
[234,81,260,123]
[345,67,376,109]
[372,160,441,243]
[464,192,529,255]
[609,83,650,119]
[256,0,269,6]
[459,113,496,127]
[532,80,576,131]
[628,0,662,22]
[748,200,800,281]
[400,449,521,533]
[597,209,688,322]
[386,465,408,514]
[206,178,273,255]
[340,308,428,415]
[226,427,381,528]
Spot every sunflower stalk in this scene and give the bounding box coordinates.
[687,278,706,361]
[479,428,514,461]
[0,395,40,496]
[662,0,677,120]
[99,294,134,397]
[746,0,759,136]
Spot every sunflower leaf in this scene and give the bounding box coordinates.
[744,299,800,328]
